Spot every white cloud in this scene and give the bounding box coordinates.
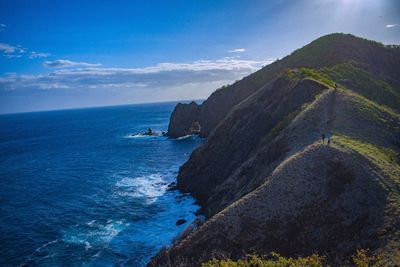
[29,51,51,59]
[0,23,6,32]
[0,43,26,58]
[43,59,102,68]
[0,43,17,54]
[386,24,398,28]
[227,48,246,53]
[0,42,50,59]
[4,54,23,58]
[0,57,273,91]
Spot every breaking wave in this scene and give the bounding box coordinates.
[114,173,169,203]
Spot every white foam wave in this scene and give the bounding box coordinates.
[84,241,92,250]
[124,132,165,139]
[175,134,193,140]
[124,133,149,138]
[22,239,60,265]
[63,220,129,247]
[34,239,59,252]
[115,173,169,203]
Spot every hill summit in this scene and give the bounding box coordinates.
[152,33,400,266]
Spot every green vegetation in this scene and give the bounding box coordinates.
[201,253,324,267]
[335,134,397,164]
[338,89,400,135]
[286,68,335,88]
[334,134,400,185]
[352,250,384,267]
[288,61,400,113]
[322,62,400,111]
[299,68,336,88]
[201,250,383,267]
[289,62,400,114]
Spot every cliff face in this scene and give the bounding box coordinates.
[167,101,201,138]
[154,34,400,266]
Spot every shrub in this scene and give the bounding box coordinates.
[202,250,384,267]
[201,253,324,267]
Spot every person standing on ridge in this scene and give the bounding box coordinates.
[327,131,332,145]
[322,133,325,144]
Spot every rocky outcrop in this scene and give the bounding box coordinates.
[176,219,187,226]
[167,101,201,138]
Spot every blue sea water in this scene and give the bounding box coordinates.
[0,102,202,266]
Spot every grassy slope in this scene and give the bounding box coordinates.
[285,66,400,186]
[336,134,399,183]
[277,69,400,258]
[287,64,400,112]
[323,62,400,111]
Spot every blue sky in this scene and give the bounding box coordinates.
[0,0,399,114]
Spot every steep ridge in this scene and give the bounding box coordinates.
[201,88,340,217]
[152,34,400,265]
[167,33,400,138]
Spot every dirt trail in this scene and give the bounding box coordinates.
[325,88,337,134]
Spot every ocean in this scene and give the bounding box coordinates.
[0,102,202,266]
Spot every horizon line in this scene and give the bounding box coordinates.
[0,98,205,116]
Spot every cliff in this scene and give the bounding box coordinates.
[153,34,400,266]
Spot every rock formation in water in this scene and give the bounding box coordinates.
[167,101,201,138]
